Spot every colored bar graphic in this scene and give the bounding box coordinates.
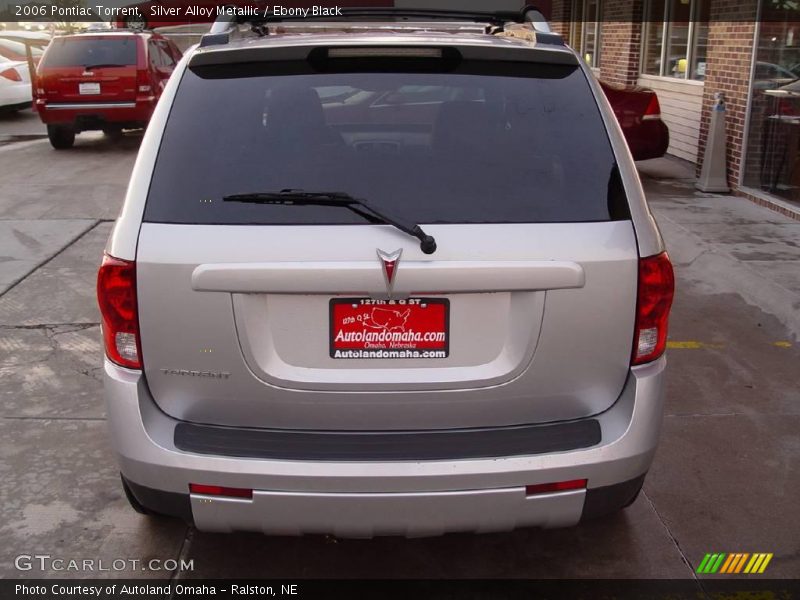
[734,553,749,573]
[697,554,713,573]
[720,554,737,574]
[744,554,760,574]
[758,554,773,573]
[697,553,727,574]
[751,554,766,573]
[702,553,774,574]
[710,553,726,573]
[721,553,749,574]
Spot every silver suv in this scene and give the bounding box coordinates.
[97,8,675,537]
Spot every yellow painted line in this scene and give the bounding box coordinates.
[667,341,725,349]
[720,553,737,574]
[668,341,704,349]
[668,341,793,350]
[757,553,773,574]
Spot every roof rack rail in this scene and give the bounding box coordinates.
[200,4,556,48]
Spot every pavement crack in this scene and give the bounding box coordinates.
[75,366,104,383]
[169,526,195,590]
[642,489,702,586]
[0,322,100,330]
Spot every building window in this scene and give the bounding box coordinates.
[742,2,800,203]
[570,0,602,68]
[642,0,709,80]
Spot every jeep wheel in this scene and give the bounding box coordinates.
[103,126,124,141]
[47,125,75,150]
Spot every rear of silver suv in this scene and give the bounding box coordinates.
[98,10,674,537]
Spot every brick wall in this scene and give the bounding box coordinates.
[551,0,644,86]
[549,0,572,39]
[599,1,644,87]
[696,0,759,188]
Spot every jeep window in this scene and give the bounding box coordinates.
[145,60,624,225]
[42,37,137,68]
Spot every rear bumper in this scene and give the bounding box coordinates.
[626,119,670,161]
[105,356,666,537]
[35,97,155,127]
[0,83,32,109]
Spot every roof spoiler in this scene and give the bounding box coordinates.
[200,4,557,48]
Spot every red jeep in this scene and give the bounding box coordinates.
[34,31,182,149]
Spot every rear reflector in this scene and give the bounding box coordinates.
[526,479,587,496]
[189,484,253,499]
[0,68,21,82]
[632,252,675,365]
[97,254,141,369]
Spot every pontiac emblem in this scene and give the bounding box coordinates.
[377,248,402,297]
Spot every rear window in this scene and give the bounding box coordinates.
[42,37,137,68]
[145,59,625,225]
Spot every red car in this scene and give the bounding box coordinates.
[34,31,182,149]
[599,80,670,161]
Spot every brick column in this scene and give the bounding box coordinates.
[599,0,644,87]
[549,0,573,39]
[696,0,759,188]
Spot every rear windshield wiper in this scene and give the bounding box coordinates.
[223,189,437,255]
[82,63,127,70]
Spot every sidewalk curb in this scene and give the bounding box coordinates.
[736,189,800,223]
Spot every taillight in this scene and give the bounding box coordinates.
[0,68,21,82]
[97,254,142,369]
[136,66,152,95]
[632,252,675,365]
[642,93,661,121]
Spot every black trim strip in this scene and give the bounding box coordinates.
[174,419,601,462]
[580,474,647,521]
[122,475,193,523]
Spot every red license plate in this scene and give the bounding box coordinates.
[330,298,449,359]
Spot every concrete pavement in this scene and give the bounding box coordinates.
[0,108,46,146]
[0,134,797,580]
